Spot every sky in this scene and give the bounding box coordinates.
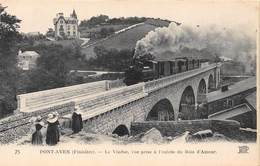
[1,0,259,36]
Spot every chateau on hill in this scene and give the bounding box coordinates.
[53,10,80,39]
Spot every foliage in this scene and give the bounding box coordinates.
[46,28,55,37]
[19,43,84,93]
[20,33,46,46]
[106,17,146,25]
[87,46,134,71]
[79,14,109,28]
[79,15,147,28]
[0,4,21,117]
[100,27,115,38]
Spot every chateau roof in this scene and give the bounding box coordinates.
[71,9,77,19]
[53,14,78,25]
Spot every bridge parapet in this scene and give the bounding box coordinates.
[64,82,147,121]
[106,79,126,89]
[17,80,121,113]
[144,64,219,93]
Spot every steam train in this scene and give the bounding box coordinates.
[124,57,204,86]
[123,65,156,86]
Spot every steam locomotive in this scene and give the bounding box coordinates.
[123,57,203,86]
[123,65,157,86]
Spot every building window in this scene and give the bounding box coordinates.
[73,31,76,36]
[73,25,76,30]
[160,63,164,76]
[68,25,70,30]
[227,99,233,107]
[68,31,70,35]
[170,62,173,74]
[60,20,63,24]
[223,100,227,108]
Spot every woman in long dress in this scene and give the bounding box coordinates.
[71,107,83,133]
[31,116,45,145]
[46,113,60,145]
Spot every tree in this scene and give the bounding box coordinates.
[79,15,109,28]
[108,27,115,34]
[91,46,134,71]
[46,28,55,37]
[0,4,21,116]
[100,27,109,38]
[18,43,85,93]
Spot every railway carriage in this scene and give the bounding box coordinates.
[124,56,203,86]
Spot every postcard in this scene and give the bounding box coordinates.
[0,0,259,165]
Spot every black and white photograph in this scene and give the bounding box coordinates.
[0,0,259,165]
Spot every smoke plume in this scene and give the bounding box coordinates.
[134,23,256,73]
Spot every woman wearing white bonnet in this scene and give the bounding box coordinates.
[46,112,60,145]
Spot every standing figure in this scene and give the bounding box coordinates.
[46,113,60,145]
[31,116,45,145]
[53,111,60,142]
[71,106,83,133]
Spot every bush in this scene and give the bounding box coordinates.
[87,46,134,71]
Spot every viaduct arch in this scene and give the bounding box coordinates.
[112,125,129,136]
[146,98,174,121]
[178,86,196,120]
[208,74,215,92]
[197,78,207,104]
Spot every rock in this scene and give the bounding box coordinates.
[140,128,163,144]
[171,131,191,143]
[112,134,118,138]
[192,129,213,139]
[166,136,173,141]
[188,129,213,141]
[211,132,231,141]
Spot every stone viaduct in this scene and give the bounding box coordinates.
[79,63,220,136]
[0,63,221,143]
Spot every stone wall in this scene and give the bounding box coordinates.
[130,120,240,138]
[0,102,74,144]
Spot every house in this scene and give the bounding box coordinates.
[17,50,40,70]
[53,10,80,39]
[207,77,256,129]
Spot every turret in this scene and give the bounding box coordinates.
[71,9,77,19]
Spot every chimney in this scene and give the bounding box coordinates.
[221,85,229,92]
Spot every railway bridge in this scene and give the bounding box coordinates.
[0,63,221,143]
